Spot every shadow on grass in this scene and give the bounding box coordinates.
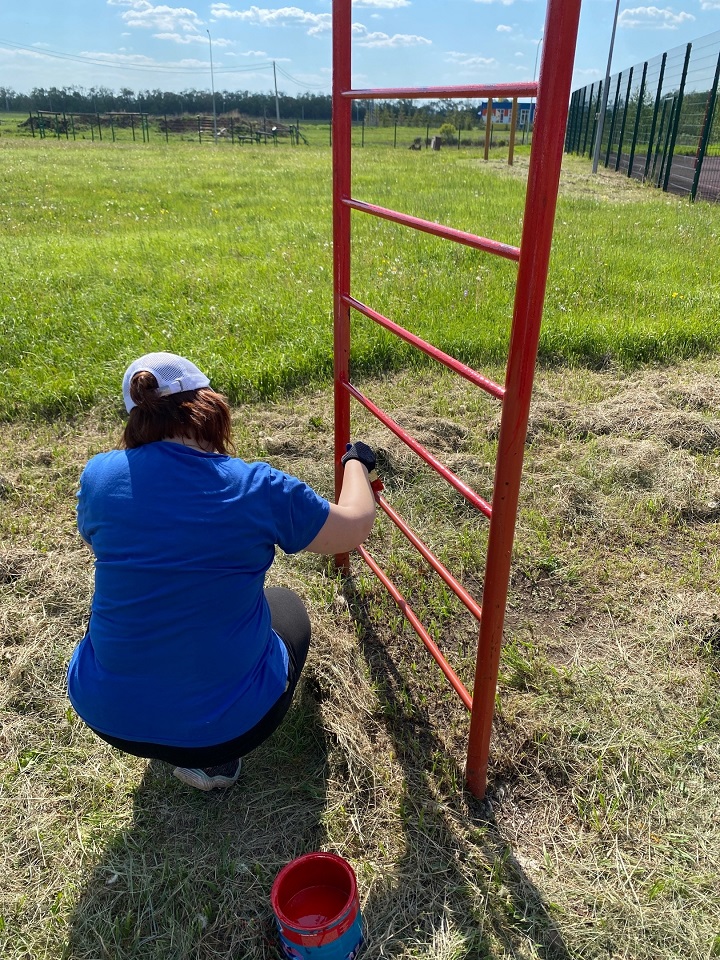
[63,681,329,960]
[344,579,573,960]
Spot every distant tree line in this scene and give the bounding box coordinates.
[0,85,483,126]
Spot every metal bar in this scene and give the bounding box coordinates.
[644,52,667,181]
[581,83,596,155]
[627,62,647,178]
[466,0,582,798]
[377,495,483,622]
[484,98,493,161]
[662,43,692,193]
[341,380,493,518]
[357,545,473,711]
[344,83,537,101]
[508,98,518,164]
[653,98,671,186]
[568,87,587,154]
[588,81,602,160]
[343,295,505,399]
[604,72,622,167]
[343,198,521,262]
[332,0,353,572]
[615,68,633,171]
[691,50,720,201]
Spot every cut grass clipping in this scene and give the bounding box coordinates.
[1,139,719,959]
[1,359,719,959]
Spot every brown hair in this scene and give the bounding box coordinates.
[122,371,234,453]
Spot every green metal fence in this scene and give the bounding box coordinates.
[566,29,720,202]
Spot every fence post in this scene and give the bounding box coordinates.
[662,42,692,192]
[643,52,666,180]
[691,49,720,201]
[573,88,585,152]
[582,82,597,154]
[426,121,430,147]
[70,114,76,140]
[615,67,633,171]
[97,113,103,141]
[362,118,365,147]
[484,98,493,160]
[654,97,673,186]
[627,61,647,178]
[29,112,35,137]
[508,98,518,164]
[394,119,397,147]
[588,81,602,160]
[604,73,622,167]
[131,115,136,142]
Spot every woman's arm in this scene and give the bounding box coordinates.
[304,459,377,555]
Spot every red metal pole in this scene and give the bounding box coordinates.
[465,0,582,798]
[332,0,353,570]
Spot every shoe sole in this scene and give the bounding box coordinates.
[172,763,241,791]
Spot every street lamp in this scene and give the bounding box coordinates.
[207,28,218,141]
[592,0,621,173]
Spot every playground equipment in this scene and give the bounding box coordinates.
[332,0,581,799]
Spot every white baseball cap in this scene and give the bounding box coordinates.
[122,352,211,412]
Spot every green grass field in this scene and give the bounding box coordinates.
[1,136,719,960]
[1,137,719,420]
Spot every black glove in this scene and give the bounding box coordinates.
[341,441,376,473]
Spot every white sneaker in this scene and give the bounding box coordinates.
[172,758,242,791]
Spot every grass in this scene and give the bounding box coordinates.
[1,138,720,420]
[1,137,720,959]
[1,359,719,959]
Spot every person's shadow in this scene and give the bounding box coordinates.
[63,679,329,959]
[344,580,574,960]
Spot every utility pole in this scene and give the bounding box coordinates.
[592,0,621,173]
[273,60,281,121]
[207,29,218,141]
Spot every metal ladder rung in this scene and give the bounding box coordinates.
[344,198,521,263]
[357,544,473,711]
[343,82,538,101]
[343,295,505,400]
[341,379,493,519]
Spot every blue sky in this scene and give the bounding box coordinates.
[1,0,719,98]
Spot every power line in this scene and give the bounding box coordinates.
[0,37,274,77]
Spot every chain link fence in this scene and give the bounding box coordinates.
[566,30,720,202]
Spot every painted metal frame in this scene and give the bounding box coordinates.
[332,0,581,798]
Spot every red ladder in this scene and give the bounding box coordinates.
[332,0,581,799]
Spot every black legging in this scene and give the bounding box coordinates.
[89,587,312,766]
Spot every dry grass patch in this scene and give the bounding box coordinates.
[1,359,719,959]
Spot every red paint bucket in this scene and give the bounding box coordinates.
[271,852,364,960]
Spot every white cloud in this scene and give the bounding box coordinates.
[153,31,233,45]
[446,50,496,66]
[210,3,331,35]
[497,24,512,31]
[80,50,160,64]
[107,0,203,32]
[473,0,516,6]
[355,28,431,47]
[515,51,523,56]
[618,5,695,28]
[353,0,410,6]
[700,0,720,7]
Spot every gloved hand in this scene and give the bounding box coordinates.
[341,441,383,491]
[341,441,376,473]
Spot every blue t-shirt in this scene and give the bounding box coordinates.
[67,442,330,747]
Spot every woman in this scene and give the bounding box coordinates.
[67,352,377,791]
